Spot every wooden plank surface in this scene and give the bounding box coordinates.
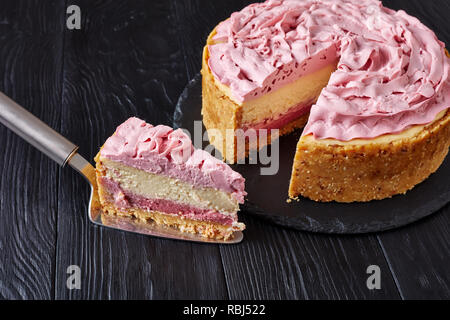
[0,0,65,299]
[54,0,228,299]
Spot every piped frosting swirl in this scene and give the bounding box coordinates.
[207,0,450,141]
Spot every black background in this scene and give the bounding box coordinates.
[0,0,449,299]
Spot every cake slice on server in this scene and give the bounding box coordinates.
[95,117,246,240]
[202,0,450,202]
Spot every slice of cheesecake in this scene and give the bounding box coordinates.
[95,117,246,240]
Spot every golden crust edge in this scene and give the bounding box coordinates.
[288,109,450,202]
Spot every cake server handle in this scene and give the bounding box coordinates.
[0,91,78,166]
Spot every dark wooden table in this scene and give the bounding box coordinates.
[0,0,449,300]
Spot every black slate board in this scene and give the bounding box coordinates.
[174,73,450,234]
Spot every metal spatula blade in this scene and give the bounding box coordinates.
[0,92,243,244]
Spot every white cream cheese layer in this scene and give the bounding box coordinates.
[101,157,239,214]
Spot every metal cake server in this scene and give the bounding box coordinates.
[0,92,243,244]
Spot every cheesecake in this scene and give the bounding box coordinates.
[95,117,246,239]
[201,0,450,202]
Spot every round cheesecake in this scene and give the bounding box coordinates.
[201,0,450,202]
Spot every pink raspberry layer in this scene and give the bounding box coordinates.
[99,177,236,226]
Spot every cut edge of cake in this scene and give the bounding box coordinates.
[201,25,335,164]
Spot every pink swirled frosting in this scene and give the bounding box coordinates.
[208,0,450,141]
[100,117,246,203]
